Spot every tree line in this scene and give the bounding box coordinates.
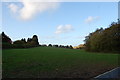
[84,21,120,53]
[45,44,73,49]
[1,32,39,49]
[2,20,119,52]
[1,32,73,49]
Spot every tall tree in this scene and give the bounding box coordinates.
[1,32,12,49]
[31,35,39,46]
[2,32,12,44]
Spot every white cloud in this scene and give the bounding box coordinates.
[9,3,19,13]
[55,24,74,34]
[8,0,59,20]
[85,16,99,23]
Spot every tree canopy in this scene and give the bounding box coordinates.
[1,32,40,49]
[84,22,120,53]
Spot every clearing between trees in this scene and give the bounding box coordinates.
[2,47,119,78]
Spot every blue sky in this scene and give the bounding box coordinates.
[2,2,118,46]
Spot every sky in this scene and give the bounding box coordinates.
[1,1,118,46]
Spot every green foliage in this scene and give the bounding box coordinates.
[13,40,25,45]
[48,44,52,47]
[13,35,39,48]
[2,32,12,44]
[31,35,39,46]
[84,22,120,53]
[1,32,12,49]
[2,42,12,49]
[21,38,26,43]
[1,32,40,49]
[69,45,73,49]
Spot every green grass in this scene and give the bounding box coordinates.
[2,47,119,78]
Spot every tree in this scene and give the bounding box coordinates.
[13,40,26,48]
[69,45,73,49]
[27,38,32,43]
[13,40,25,44]
[31,35,39,46]
[21,38,26,43]
[84,21,120,53]
[66,45,69,48]
[41,44,47,47]
[53,45,58,47]
[48,44,52,47]
[2,32,12,44]
[1,32,12,49]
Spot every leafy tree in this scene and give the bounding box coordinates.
[27,38,32,43]
[21,38,26,43]
[69,45,73,49]
[13,40,25,44]
[66,45,69,48]
[48,44,52,47]
[1,32,12,49]
[53,45,58,47]
[13,40,26,48]
[41,44,47,47]
[32,35,39,46]
[2,32,12,44]
[84,22,120,53]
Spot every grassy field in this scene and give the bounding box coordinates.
[2,47,119,78]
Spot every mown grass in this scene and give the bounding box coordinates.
[2,47,119,78]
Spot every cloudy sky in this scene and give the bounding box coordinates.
[2,1,118,46]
